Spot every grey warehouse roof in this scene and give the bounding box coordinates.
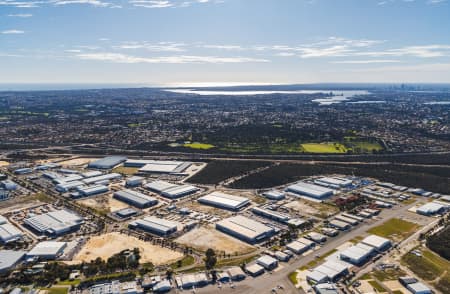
[114,189,158,207]
[88,156,127,169]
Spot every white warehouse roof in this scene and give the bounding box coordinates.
[0,250,26,273]
[361,235,391,250]
[0,223,23,243]
[27,241,67,258]
[198,192,250,210]
[24,209,83,236]
[286,181,334,199]
[130,216,178,236]
[145,180,178,193]
[216,215,274,243]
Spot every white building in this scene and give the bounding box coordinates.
[256,255,278,270]
[286,182,334,199]
[24,209,84,236]
[198,192,250,211]
[27,241,67,260]
[215,215,274,244]
[129,216,178,236]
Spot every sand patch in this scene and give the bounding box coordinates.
[58,157,98,167]
[72,232,183,265]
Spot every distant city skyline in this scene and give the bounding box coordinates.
[1,0,450,84]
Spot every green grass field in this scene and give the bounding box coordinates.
[301,143,348,153]
[183,142,215,150]
[367,218,420,242]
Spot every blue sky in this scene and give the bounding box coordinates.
[1,0,450,85]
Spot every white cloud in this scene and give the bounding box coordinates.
[129,0,173,8]
[331,59,400,64]
[8,13,33,17]
[76,52,269,63]
[50,0,113,7]
[1,29,25,34]
[0,1,44,8]
[115,41,186,52]
[201,44,244,50]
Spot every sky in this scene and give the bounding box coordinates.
[1,0,450,86]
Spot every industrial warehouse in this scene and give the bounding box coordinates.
[113,189,158,208]
[285,181,334,199]
[0,216,23,244]
[88,156,128,169]
[129,216,179,236]
[124,159,192,174]
[145,180,200,199]
[23,209,84,236]
[198,192,250,211]
[215,215,275,244]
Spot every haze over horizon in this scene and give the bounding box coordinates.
[1,0,450,85]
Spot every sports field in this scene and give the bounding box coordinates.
[301,143,348,153]
[183,142,215,149]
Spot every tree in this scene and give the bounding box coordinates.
[204,248,217,270]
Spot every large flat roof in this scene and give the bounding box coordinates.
[145,180,178,193]
[88,156,127,169]
[361,235,391,250]
[286,181,334,198]
[162,185,199,197]
[114,189,158,206]
[198,192,250,210]
[130,216,178,233]
[27,241,67,257]
[24,209,83,235]
[216,215,274,240]
[0,250,26,272]
[0,223,23,242]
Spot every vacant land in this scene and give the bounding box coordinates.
[187,160,271,185]
[175,226,255,255]
[427,224,450,261]
[402,247,450,293]
[112,166,139,175]
[284,199,339,219]
[301,143,348,153]
[58,157,96,166]
[72,232,183,265]
[76,195,129,213]
[367,218,420,242]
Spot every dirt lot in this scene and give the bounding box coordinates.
[0,160,10,167]
[175,226,255,255]
[284,198,339,218]
[76,194,129,213]
[71,232,183,265]
[58,157,98,166]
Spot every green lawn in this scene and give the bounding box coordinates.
[183,142,215,150]
[367,218,420,242]
[301,143,348,153]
